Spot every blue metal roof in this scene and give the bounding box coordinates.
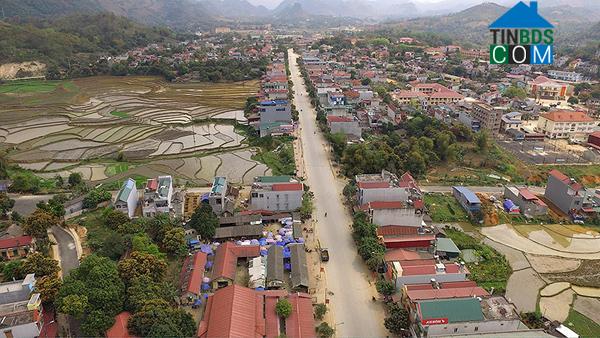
[211,176,226,194]
[489,1,554,29]
[453,186,481,204]
[260,100,288,106]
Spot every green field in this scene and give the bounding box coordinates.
[564,310,600,338]
[110,111,129,118]
[0,80,75,94]
[104,163,130,176]
[424,193,469,223]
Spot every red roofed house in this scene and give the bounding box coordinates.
[504,186,548,217]
[403,280,489,302]
[544,169,595,215]
[198,285,315,338]
[106,312,138,338]
[393,83,463,107]
[212,242,261,289]
[536,110,597,140]
[326,115,362,138]
[377,225,435,250]
[250,177,304,212]
[180,252,208,303]
[355,170,422,205]
[0,235,34,260]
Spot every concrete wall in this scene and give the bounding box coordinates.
[544,175,581,214]
[250,190,303,212]
[0,322,41,338]
[372,208,423,227]
[330,121,362,138]
[424,319,522,337]
[358,187,409,205]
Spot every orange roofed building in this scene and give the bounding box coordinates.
[536,110,597,140]
[197,285,315,338]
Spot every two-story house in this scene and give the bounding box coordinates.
[114,178,138,218]
[142,176,173,217]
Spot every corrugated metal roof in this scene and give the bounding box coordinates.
[286,293,316,338]
[256,176,293,183]
[452,186,481,204]
[435,238,461,254]
[212,242,260,281]
[116,178,136,203]
[418,298,484,323]
[266,245,284,284]
[289,244,309,290]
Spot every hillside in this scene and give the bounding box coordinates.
[389,2,600,48]
[273,0,418,19]
[0,0,213,28]
[0,13,176,72]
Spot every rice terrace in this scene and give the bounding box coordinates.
[0,76,271,186]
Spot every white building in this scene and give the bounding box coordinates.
[547,70,583,82]
[0,274,45,338]
[142,176,173,217]
[114,178,138,218]
[250,177,303,212]
[536,110,598,140]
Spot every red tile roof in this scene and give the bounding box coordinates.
[359,201,404,210]
[401,265,436,276]
[272,183,303,191]
[383,235,435,244]
[406,286,489,301]
[212,242,260,281]
[0,235,32,250]
[326,115,353,123]
[549,169,570,182]
[377,225,419,237]
[180,252,207,296]
[414,199,424,210]
[400,259,436,266]
[541,111,594,123]
[357,181,390,189]
[198,286,315,338]
[286,293,316,338]
[384,249,424,262]
[198,285,264,338]
[518,188,537,200]
[106,312,138,338]
[146,178,158,191]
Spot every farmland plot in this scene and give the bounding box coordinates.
[0,76,264,186]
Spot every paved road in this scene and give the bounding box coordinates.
[9,193,54,217]
[50,226,79,276]
[288,49,387,337]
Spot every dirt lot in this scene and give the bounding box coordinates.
[497,137,588,165]
[484,239,530,271]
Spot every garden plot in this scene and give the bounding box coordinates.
[45,162,76,171]
[18,162,50,171]
[215,153,257,183]
[40,139,107,151]
[195,156,222,182]
[212,110,247,122]
[539,289,575,322]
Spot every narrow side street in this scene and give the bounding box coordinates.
[288,49,387,337]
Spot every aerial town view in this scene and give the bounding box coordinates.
[0,0,599,337]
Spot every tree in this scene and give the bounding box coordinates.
[146,213,174,243]
[125,275,174,312]
[37,194,67,218]
[2,260,24,281]
[162,227,187,257]
[23,209,58,239]
[568,96,579,105]
[80,310,115,337]
[22,252,60,277]
[315,303,327,320]
[376,279,396,296]
[503,86,527,99]
[475,130,489,153]
[68,172,83,187]
[357,236,385,262]
[82,189,111,209]
[118,251,167,283]
[58,294,89,318]
[104,208,130,230]
[404,151,427,177]
[56,254,125,321]
[0,193,15,217]
[187,204,218,240]
[316,322,335,338]
[276,299,292,318]
[128,299,196,338]
[384,304,409,335]
[35,273,62,303]
[131,233,166,259]
[361,78,371,85]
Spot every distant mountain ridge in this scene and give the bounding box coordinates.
[273,0,418,19]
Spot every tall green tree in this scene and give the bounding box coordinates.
[23,209,58,239]
[384,303,409,335]
[128,299,196,338]
[0,193,15,217]
[188,203,218,240]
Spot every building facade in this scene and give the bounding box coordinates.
[114,178,138,218]
[536,111,597,140]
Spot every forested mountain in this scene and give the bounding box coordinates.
[0,13,176,69]
[388,2,600,48]
[199,0,270,18]
[273,0,418,19]
[0,0,213,29]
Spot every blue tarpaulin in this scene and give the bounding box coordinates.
[284,263,291,271]
[205,261,213,269]
[259,238,267,246]
[189,239,200,245]
[200,244,213,254]
[202,283,210,291]
[256,287,265,291]
[193,299,202,306]
[260,250,268,256]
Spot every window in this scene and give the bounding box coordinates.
[259,194,264,198]
[475,327,479,332]
[4,330,13,338]
[454,328,458,333]
[251,193,258,198]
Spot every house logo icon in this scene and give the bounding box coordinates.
[488,1,554,64]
